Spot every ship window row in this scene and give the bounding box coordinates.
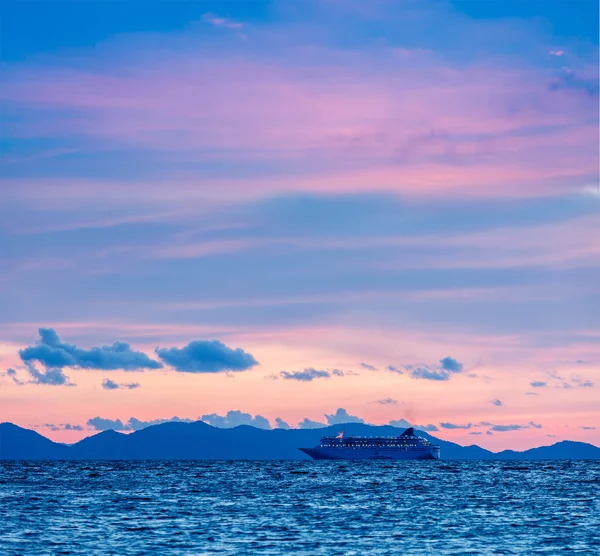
[320,445,421,449]
[323,436,418,439]
[324,441,421,444]
[321,444,419,446]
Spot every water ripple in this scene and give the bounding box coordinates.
[0,460,599,554]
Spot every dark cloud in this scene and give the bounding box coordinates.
[20,328,162,371]
[490,424,524,432]
[325,408,364,425]
[530,381,547,388]
[101,378,141,390]
[298,418,326,429]
[402,357,466,381]
[87,416,129,431]
[87,416,193,431]
[525,392,539,396]
[279,368,331,381]
[375,398,398,405]
[275,417,291,429]
[443,420,548,433]
[407,366,450,381]
[201,410,271,429]
[25,362,74,386]
[42,423,84,432]
[440,357,464,373]
[17,329,262,380]
[571,376,594,388]
[386,365,404,374]
[388,419,436,432]
[2,368,24,386]
[155,340,257,373]
[440,422,472,430]
[580,426,596,430]
[360,362,377,371]
[549,374,594,389]
[388,419,411,428]
[489,421,542,432]
[102,379,119,390]
[277,368,347,381]
[128,416,193,431]
[490,399,503,406]
[415,423,439,432]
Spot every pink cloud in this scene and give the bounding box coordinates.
[4,61,593,148]
[2,38,596,200]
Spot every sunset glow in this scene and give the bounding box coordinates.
[1,0,598,450]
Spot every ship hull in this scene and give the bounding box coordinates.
[299,447,440,460]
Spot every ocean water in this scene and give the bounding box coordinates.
[1,460,599,555]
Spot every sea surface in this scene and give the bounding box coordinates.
[1,460,599,555]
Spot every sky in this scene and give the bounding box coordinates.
[0,0,598,451]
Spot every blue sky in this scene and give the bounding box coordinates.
[0,0,598,449]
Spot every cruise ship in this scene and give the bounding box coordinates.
[299,427,440,460]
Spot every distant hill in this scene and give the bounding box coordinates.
[1,421,598,460]
[0,422,69,459]
[495,441,600,460]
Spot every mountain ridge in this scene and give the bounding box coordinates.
[1,421,598,460]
